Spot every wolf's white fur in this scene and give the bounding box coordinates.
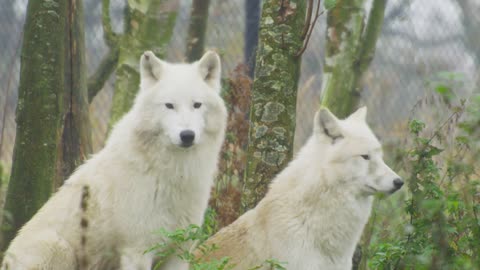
[198,107,403,270]
[2,51,227,270]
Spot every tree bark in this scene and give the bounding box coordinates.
[320,0,365,118]
[56,0,92,188]
[241,0,307,212]
[244,0,261,77]
[109,0,178,128]
[321,0,386,119]
[2,0,92,249]
[185,0,210,62]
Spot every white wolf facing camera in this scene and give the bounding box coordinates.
[197,107,403,270]
[1,51,227,270]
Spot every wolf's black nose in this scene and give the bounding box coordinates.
[180,130,195,147]
[393,178,404,189]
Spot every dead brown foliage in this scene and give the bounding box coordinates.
[209,64,251,229]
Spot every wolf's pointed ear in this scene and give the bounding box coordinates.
[348,106,367,121]
[140,51,164,90]
[314,108,343,142]
[197,51,221,90]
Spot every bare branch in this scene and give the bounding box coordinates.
[356,0,387,74]
[101,0,117,47]
[87,0,120,103]
[296,0,323,57]
[300,0,314,40]
[87,47,119,103]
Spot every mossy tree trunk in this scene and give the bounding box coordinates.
[185,0,210,62]
[2,0,91,249]
[108,0,178,127]
[241,0,307,211]
[321,0,386,118]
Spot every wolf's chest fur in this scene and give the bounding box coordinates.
[101,143,216,242]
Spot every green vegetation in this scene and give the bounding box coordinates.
[150,208,287,270]
[364,89,480,269]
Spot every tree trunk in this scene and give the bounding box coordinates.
[244,0,261,77]
[109,0,178,127]
[56,0,92,188]
[321,0,386,119]
[2,0,91,249]
[185,0,210,62]
[320,0,365,118]
[241,0,306,212]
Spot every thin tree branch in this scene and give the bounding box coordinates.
[101,0,117,47]
[87,47,119,102]
[296,0,323,57]
[185,0,211,62]
[300,0,314,40]
[87,0,120,103]
[356,0,387,74]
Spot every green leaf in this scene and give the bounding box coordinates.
[426,145,443,157]
[435,84,450,95]
[409,119,425,135]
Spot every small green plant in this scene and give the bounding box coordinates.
[146,208,231,270]
[148,208,287,270]
[248,259,287,270]
[368,94,480,269]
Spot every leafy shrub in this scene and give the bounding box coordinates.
[368,93,480,269]
[149,208,286,270]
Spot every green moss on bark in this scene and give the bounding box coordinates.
[321,0,365,119]
[321,0,387,120]
[109,0,177,127]
[185,0,210,62]
[241,0,307,211]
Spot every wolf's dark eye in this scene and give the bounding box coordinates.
[165,103,174,109]
[193,102,202,109]
[361,154,370,160]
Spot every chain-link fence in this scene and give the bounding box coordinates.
[1,0,479,172]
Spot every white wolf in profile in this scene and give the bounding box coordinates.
[2,51,227,270]
[197,107,403,270]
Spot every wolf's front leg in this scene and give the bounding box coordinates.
[119,249,153,270]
